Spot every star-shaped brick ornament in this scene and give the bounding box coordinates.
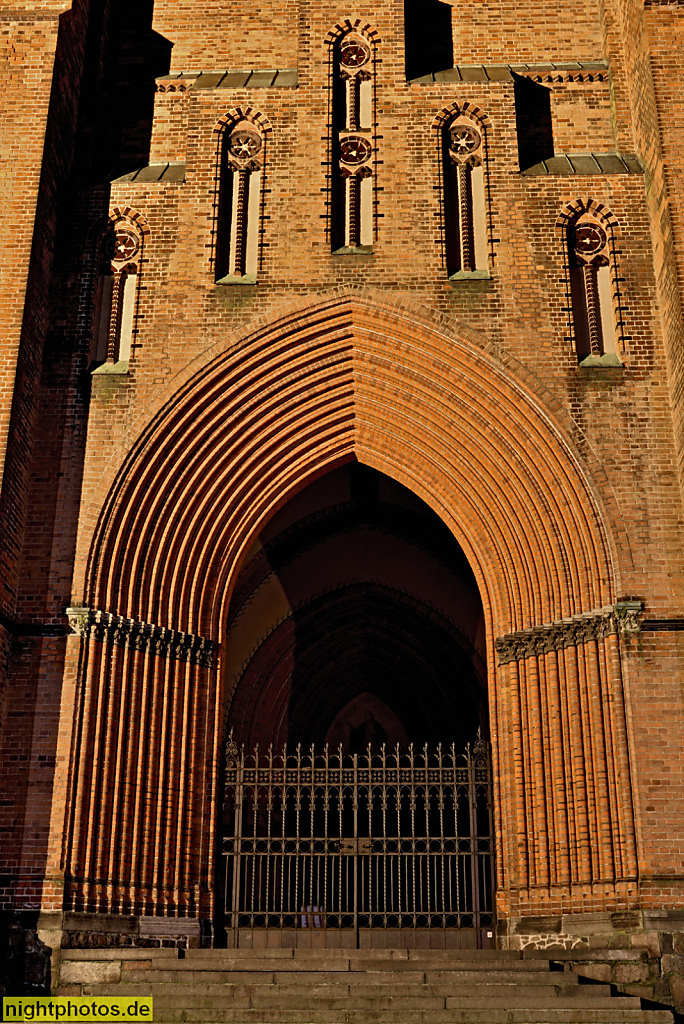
[229,130,262,160]
[573,222,607,255]
[340,135,372,165]
[340,39,371,68]
[106,230,139,262]
[449,125,481,155]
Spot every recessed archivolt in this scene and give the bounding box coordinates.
[432,102,491,133]
[324,18,381,47]
[213,106,272,136]
[88,207,150,254]
[108,206,150,238]
[80,292,629,647]
[555,197,620,233]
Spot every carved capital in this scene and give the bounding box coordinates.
[495,607,620,665]
[614,600,644,634]
[225,155,262,173]
[86,609,216,667]
[66,606,92,635]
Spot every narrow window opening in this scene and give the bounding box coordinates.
[514,74,554,171]
[444,119,488,278]
[92,273,113,365]
[332,33,374,253]
[404,0,453,81]
[216,122,263,282]
[91,226,140,369]
[568,218,617,363]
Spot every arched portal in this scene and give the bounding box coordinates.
[221,462,493,947]
[224,463,487,752]
[64,292,637,942]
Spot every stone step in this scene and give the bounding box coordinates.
[78,983,596,1001]
[56,947,675,1024]
[60,948,530,964]
[524,949,650,962]
[115,964,566,980]
[230,949,525,961]
[85,983,613,1005]
[149,1009,673,1024]
[152,992,629,1010]
[165,962,561,978]
[133,957,551,973]
[96,970,583,989]
[114,966,569,983]
[113,970,428,985]
[72,981,649,1011]
[231,949,523,960]
[81,974,592,995]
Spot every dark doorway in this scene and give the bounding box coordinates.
[223,463,487,753]
[220,464,493,948]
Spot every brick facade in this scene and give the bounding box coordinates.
[2,0,684,995]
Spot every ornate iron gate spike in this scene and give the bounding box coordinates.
[223,739,493,947]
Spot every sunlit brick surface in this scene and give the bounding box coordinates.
[1,0,684,955]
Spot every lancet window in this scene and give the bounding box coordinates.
[332,30,374,251]
[443,117,488,277]
[567,216,618,362]
[216,120,263,281]
[91,223,141,367]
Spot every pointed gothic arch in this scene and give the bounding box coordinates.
[62,293,638,928]
[212,108,271,282]
[555,199,624,364]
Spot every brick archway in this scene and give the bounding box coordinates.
[64,293,637,932]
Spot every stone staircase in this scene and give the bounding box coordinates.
[57,948,675,1023]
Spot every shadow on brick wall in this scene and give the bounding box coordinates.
[514,73,554,170]
[0,912,51,997]
[404,0,453,80]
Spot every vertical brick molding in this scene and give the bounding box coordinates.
[41,636,82,911]
[495,620,638,917]
[60,295,645,922]
[65,619,217,915]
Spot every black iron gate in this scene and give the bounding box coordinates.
[222,735,494,947]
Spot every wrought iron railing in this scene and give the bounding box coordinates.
[223,735,493,945]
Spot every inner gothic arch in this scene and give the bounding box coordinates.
[223,462,488,751]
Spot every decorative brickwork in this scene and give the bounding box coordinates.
[68,609,215,666]
[495,605,625,663]
[1,0,684,976]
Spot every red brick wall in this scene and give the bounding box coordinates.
[0,9,62,623]
[2,0,684,932]
[152,1,300,72]
[0,0,110,912]
[644,2,684,498]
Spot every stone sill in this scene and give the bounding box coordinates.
[216,274,258,285]
[579,353,623,368]
[522,153,642,175]
[409,61,609,84]
[92,360,129,375]
[449,270,491,282]
[332,246,374,256]
[112,163,185,184]
[156,69,299,91]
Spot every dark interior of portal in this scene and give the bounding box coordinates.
[223,463,488,755]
